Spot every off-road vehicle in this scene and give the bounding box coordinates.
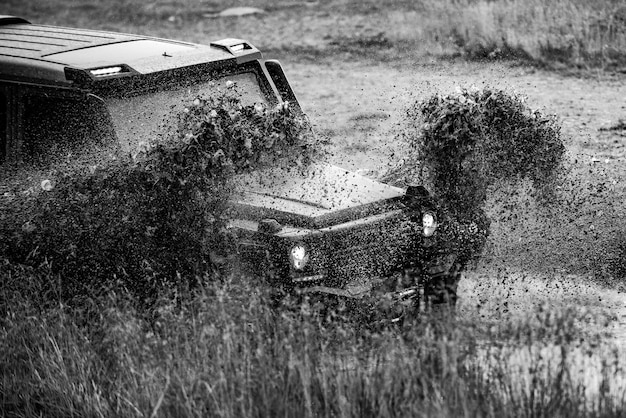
[0,16,464,319]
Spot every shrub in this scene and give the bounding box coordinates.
[0,93,320,303]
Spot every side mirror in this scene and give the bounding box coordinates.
[405,185,429,198]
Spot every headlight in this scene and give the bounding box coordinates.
[289,244,309,270]
[422,212,437,237]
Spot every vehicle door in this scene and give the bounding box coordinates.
[14,85,118,166]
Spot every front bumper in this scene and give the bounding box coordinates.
[232,205,468,299]
[292,249,459,299]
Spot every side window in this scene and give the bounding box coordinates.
[22,92,117,166]
[0,88,6,163]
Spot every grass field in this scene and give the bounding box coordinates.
[2,1,626,417]
[2,267,624,417]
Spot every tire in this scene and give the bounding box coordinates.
[424,263,463,313]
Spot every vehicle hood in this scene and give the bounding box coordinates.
[230,162,406,228]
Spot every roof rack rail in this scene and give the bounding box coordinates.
[0,16,31,25]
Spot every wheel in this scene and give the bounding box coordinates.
[423,263,463,313]
[259,258,294,310]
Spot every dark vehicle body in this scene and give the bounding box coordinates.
[0,16,462,316]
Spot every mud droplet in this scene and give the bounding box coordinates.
[41,179,53,192]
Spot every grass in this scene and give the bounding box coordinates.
[419,0,626,70]
[1,264,624,418]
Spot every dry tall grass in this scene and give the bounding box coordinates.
[420,0,626,68]
[2,265,624,418]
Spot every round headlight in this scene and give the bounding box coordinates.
[422,212,437,237]
[290,244,309,270]
[422,213,435,228]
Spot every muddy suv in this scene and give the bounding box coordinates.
[0,16,462,317]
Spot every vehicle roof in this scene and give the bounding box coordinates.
[0,16,262,87]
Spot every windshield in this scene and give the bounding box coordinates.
[105,71,269,154]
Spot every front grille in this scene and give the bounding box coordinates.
[324,213,419,285]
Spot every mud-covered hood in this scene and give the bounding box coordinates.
[230,162,406,228]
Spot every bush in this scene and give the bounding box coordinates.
[398,87,565,263]
[0,93,321,303]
